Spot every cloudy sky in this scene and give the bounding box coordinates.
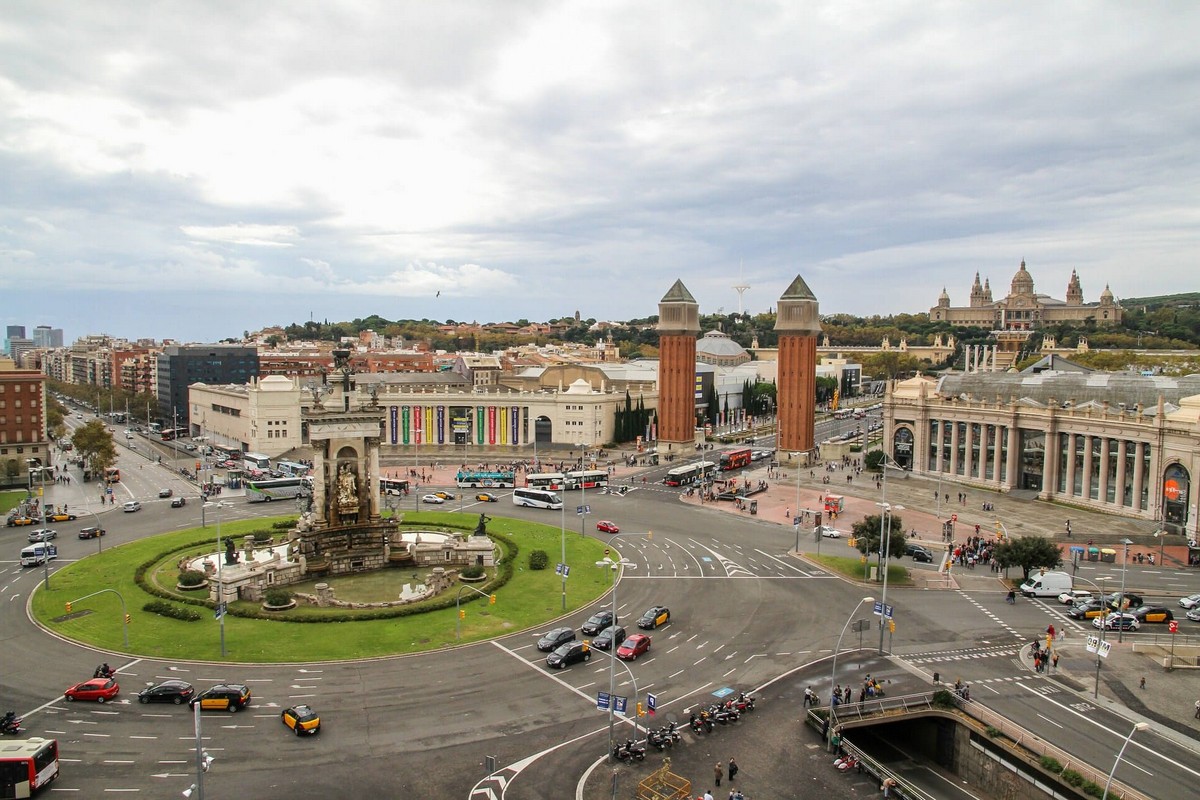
[2,1,1197,344]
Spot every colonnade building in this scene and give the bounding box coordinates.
[883,370,1200,538]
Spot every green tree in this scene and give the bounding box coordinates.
[71,421,117,478]
[851,513,906,558]
[992,535,1063,581]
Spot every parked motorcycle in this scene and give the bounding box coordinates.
[733,691,757,712]
[1,712,24,735]
[611,739,646,762]
[689,712,713,734]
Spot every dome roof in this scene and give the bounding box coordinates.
[1010,260,1035,295]
[696,330,749,358]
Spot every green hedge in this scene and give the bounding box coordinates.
[143,599,202,622]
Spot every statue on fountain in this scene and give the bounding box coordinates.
[474,513,491,537]
[336,463,357,509]
[223,536,239,565]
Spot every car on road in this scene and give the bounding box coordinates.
[64,678,119,703]
[281,704,320,735]
[592,625,627,651]
[1188,607,1200,623]
[1057,590,1094,606]
[421,494,445,504]
[171,496,187,508]
[44,511,77,522]
[190,684,252,712]
[751,449,772,461]
[6,515,36,526]
[637,605,671,630]
[183,443,197,451]
[27,528,57,543]
[546,640,591,669]
[1178,593,1200,610]
[158,488,173,498]
[596,520,620,534]
[907,546,934,563]
[1130,605,1174,624]
[537,626,576,652]
[137,680,195,705]
[1104,592,1143,611]
[433,490,456,500]
[616,633,652,661]
[475,492,498,502]
[1068,599,1110,620]
[1093,613,1139,632]
[818,526,842,538]
[78,526,106,539]
[581,610,616,636]
[123,501,142,513]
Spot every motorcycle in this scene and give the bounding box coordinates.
[647,723,680,750]
[611,739,646,762]
[93,665,116,679]
[733,691,756,712]
[1,713,24,735]
[689,713,713,734]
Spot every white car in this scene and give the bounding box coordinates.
[1178,593,1200,610]
[421,494,445,505]
[819,526,842,538]
[122,501,142,513]
[1058,590,1094,606]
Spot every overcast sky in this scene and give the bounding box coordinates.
[2,1,1197,344]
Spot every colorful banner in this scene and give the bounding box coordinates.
[389,405,398,445]
[436,405,445,445]
[488,406,497,445]
[412,406,421,445]
[511,406,520,444]
[477,406,485,445]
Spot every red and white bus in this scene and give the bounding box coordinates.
[0,737,59,798]
[525,472,566,490]
[564,469,608,490]
[719,448,752,471]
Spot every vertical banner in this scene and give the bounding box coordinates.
[477,406,486,445]
[499,406,508,445]
[389,406,398,445]
[436,405,445,445]
[412,406,421,445]
[511,406,520,444]
[488,406,497,445]
[401,406,410,445]
[424,406,433,445]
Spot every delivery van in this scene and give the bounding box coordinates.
[1019,570,1072,598]
[21,543,58,567]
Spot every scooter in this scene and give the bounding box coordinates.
[94,665,116,679]
[611,739,646,762]
[734,691,757,712]
[689,713,713,734]
[1,713,23,735]
[647,728,673,750]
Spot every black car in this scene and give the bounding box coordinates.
[537,627,576,652]
[78,526,106,539]
[592,625,627,651]
[906,545,934,563]
[190,683,252,712]
[637,606,671,630]
[1105,592,1144,611]
[171,496,187,508]
[137,680,195,705]
[158,488,173,498]
[581,610,616,636]
[546,641,591,669]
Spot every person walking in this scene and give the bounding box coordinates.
[727,757,738,783]
[1194,699,1200,719]
[714,761,724,787]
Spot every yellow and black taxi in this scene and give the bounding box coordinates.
[433,490,456,500]
[1130,605,1174,624]
[190,684,252,712]
[1067,599,1109,620]
[281,704,320,735]
[45,511,77,523]
[546,640,591,669]
[637,605,671,630]
[6,515,36,527]
[475,492,499,502]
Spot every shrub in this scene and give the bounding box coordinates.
[271,519,296,530]
[1039,756,1063,773]
[250,530,274,543]
[143,599,202,622]
[1061,769,1085,788]
[461,564,485,579]
[178,570,208,587]
[529,550,549,570]
[264,588,293,607]
[931,689,957,709]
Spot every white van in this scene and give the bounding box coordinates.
[21,543,58,567]
[1020,570,1073,598]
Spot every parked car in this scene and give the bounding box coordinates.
[616,633,652,661]
[44,511,77,522]
[596,520,620,534]
[137,680,195,705]
[281,704,320,735]
[64,678,119,703]
[1057,590,1094,606]
[78,526,106,539]
[6,515,36,526]
[537,626,577,652]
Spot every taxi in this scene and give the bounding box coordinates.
[475,492,499,502]
[1067,599,1109,619]
[190,684,252,712]
[637,605,671,630]
[1131,605,1174,624]
[6,515,36,527]
[281,704,321,735]
[45,511,78,523]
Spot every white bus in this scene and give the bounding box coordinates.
[245,476,311,503]
[243,452,271,473]
[276,460,311,478]
[379,477,411,496]
[21,543,58,567]
[525,472,566,490]
[564,469,608,490]
[512,487,563,510]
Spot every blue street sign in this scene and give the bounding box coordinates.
[614,696,627,714]
[562,565,570,577]
[214,601,226,620]
[555,563,563,575]
[873,601,884,616]
[647,693,657,712]
[712,687,734,698]
[577,505,584,515]
[884,604,894,619]
[597,691,611,711]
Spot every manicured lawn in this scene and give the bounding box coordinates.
[809,554,913,587]
[2,489,29,515]
[32,512,616,663]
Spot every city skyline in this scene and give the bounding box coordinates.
[3,3,1198,343]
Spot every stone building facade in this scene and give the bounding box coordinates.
[930,261,1122,330]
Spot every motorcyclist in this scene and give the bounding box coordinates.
[95,663,112,678]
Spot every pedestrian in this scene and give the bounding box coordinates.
[882,777,897,797]
[714,761,723,786]
[703,791,714,800]
[1052,653,1059,672]
[1194,699,1200,719]
[1139,676,1146,690]
[727,757,738,782]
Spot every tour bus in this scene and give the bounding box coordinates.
[242,452,271,473]
[833,408,853,420]
[512,487,563,510]
[524,472,566,490]
[455,469,516,488]
[160,427,189,441]
[663,460,717,487]
[245,476,311,503]
[0,737,60,797]
[104,467,121,484]
[275,460,311,478]
[719,448,753,471]
[21,543,58,567]
[379,477,411,496]
[563,469,608,490]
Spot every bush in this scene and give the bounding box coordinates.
[143,599,202,622]
[271,519,296,530]
[529,550,549,570]
[264,588,293,607]
[1061,769,1085,788]
[178,570,207,587]
[1040,756,1063,773]
[931,689,957,709]
[461,564,485,579]
[250,530,274,543]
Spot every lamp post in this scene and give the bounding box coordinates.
[827,595,874,748]
[875,501,903,653]
[27,459,50,589]
[559,473,568,612]
[1101,722,1148,800]
[596,554,636,760]
[203,500,232,658]
[1091,575,1113,698]
[1117,537,1134,644]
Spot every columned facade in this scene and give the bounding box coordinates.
[656,280,701,452]
[775,275,822,454]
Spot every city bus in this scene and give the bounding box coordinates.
[564,469,608,490]
[455,469,516,488]
[663,460,716,487]
[379,477,411,496]
[243,452,271,473]
[276,460,311,478]
[245,476,311,503]
[719,448,753,471]
[104,467,121,484]
[0,737,59,797]
[833,408,853,420]
[512,487,563,510]
[524,472,566,490]
[160,427,188,441]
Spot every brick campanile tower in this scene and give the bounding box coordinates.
[775,274,822,454]
[656,279,701,452]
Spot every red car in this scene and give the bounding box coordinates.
[616,633,651,661]
[65,677,120,703]
[596,520,620,534]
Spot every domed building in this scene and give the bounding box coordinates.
[695,329,751,367]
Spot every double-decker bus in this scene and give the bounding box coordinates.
[379,477,411,496]
[242,452,271,473]
[245,476,311,503]
[160,427,189,441]
[524,472,566,490]
[564,469,608,490]
[0,737,59,797]
[104,467,121,484]
[512,487,563,510]
[719,448,753,471]
[455,470,516,488]
[663,460,716,487]
[275,460,311,478]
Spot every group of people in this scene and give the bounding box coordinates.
[696,757,741,800]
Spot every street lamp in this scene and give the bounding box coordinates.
[875,501,903,653]
[203,500,232,658]
[596,554,636,760]
[1101,722,1148,800]
[26,459,50,589]
[827,595,874,748]
[1117,537,1134,644]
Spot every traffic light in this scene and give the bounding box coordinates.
[459,609,466,619]
[848,537,857,547]
[65,601,72,613]
[888,619,896,633]
[647,530,652,541]
[636,702,643,717]
[124,614,131,624]
[489,594,496,605]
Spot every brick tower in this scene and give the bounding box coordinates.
[656,279,701,452]
[775,274,822,454]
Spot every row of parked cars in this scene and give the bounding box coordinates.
[537,605,672,668]
[1059,590,1195,629]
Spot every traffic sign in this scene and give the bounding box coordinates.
[884,604,894,619]
[1169,620,1178,633]
[214,601,227,620]
[576,504,591,516]
[555,563,563,575]
[596,691,611,711]
[646,693,657,714]
[873,601,884,616]
[561,565,570,577]
[614,696,628,714]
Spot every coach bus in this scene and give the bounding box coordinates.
[512,487,563,510]
[524,472,566,490]
[275,460,311,478]
[379,477,411,496]
[245,476,311,503]
[160,427,189,441]
[663,460,717,487]
[719,448,752,471]
[0,737,59,797]
[242,452,271,473]
[455,469,516,488]
[563,469,608,490]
